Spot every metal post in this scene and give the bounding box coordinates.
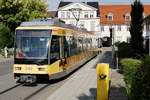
[110,28,117,69]
[69,8,82,27]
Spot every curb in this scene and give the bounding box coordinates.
[0,60,13,64]
[0,56,14,64]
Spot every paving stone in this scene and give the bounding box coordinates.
[45,47,128,100]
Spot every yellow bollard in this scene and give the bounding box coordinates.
[97,63,109,100]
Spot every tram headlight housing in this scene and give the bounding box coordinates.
[15,67,22,70]
[38,68,45,71]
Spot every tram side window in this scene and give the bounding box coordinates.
[64,36,70,58]
[70,37,77,56]
[78,37,83,53]
[50,36,60,64]
[87,38,91,50]
[83,38,87,52]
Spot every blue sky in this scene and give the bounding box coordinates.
[46,0,150,11]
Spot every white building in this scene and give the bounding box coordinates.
[56,1,100,36]
[100,5,150,43]
[143,15,150,54]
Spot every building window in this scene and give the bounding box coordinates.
[118,25,121,31]
[127,25,130,31]
[146,23,150,31]
[101,26,104,32]
[125,13,130,21]
[107,13,113,21]
[61,12,65,18]
[84,12,88,18]
[90,12,94,18]
[67,12,70,18]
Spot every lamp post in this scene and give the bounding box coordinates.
[69,8,82,27]
[110,28,117,69]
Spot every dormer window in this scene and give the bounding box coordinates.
[107,13,113,21]
[125,13,130,21]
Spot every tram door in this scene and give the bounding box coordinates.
[60,36,69,70]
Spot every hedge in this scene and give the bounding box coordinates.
[130,56,150,100]
[120,58,142,99]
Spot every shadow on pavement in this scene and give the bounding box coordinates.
[77,88,97,100]
[109,86,128,100]
[93,51,115,69]
[77,86,128,100]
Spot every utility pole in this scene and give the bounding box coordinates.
[69,8,82,27]
[110,28,117,69]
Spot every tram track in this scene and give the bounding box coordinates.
[0,83,21,95]
[0,72,75,100]
[0,54,100,100]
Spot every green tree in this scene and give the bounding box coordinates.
[0,0,47,47]
[0,23,13,48]
[130,0,144,54]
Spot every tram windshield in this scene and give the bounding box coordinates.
[15,30,51,60]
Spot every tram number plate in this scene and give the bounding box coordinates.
[26,67,32,70]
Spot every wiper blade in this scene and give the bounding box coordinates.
[34,61,42,65]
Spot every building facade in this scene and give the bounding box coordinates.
[143,15,150,54]
[144,15,150,37]
[100,5,150,42]
[56,1,100,36]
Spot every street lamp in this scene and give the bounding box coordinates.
[69,8,82,26]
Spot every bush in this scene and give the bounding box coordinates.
[120,58,142,99]
[8,51,14,56]
[130,56,150,100]
[118,42,135,58]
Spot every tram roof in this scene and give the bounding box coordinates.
[19,18,90,33]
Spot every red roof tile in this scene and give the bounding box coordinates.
[46,11,57,18]
[99,5,150,24]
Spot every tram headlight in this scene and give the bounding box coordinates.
[15,67,22,70]
[38,68,45,71]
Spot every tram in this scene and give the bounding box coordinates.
[13,19,99,83]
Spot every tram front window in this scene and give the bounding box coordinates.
[14,30,51,65]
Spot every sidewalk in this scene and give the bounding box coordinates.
[46,47,128,100]
[0,55,13,64]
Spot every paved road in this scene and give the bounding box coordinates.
[0,47,127,100]
[0,51,102,100]
[0,61,13,76]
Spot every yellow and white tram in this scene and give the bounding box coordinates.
[13,19,99,83]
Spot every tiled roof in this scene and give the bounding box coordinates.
[46,11,57,18]
[100,5,150,24]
